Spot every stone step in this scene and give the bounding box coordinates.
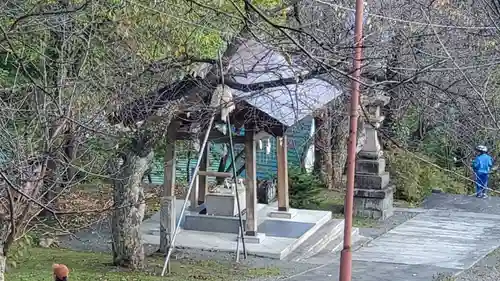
[287,219,350,262]
[301,230,365,265]
[325,227,360,253]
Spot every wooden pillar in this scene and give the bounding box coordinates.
[190,143,209,208]
[160,121,179,253]
[244,128,258,236]
[163,127,178,198]
[198,145,210,205]
[189,171,199,210]
[276,135,290,212]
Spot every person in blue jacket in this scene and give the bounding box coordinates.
[472,145,494,198]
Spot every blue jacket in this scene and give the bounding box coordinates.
[472,153,494,174]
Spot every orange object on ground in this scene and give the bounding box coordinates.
[53,264,69,281]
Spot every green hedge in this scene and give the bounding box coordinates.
[386,149,467,203]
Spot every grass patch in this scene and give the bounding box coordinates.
[313,190,379,228]
[6,248,280,281]
[393,200,420,208]
[312,189,418,228]
[329,213,378,228]
[317,189,345,212]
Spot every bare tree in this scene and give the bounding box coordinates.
[0,0,138,276]
[2,0,499,276]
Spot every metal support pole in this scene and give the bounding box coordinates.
[339,0,365,281]
[226,116,247,261]
[217,49,247,261]
[161,114,216,277]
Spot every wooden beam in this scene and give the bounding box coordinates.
[210,135,246,144]
[176,133,246,144]
[244,128,258,236]
[276,135,290,212]
[197,171,232,178]
[160,121,179,253]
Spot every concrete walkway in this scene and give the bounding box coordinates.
[283,195,500,281]
[354,210,500,269]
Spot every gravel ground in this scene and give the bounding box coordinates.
[59,222,324,280]
[57,217,318,278]
[57,209,418,280]
[59,204,500,281]
[455,248,500,281]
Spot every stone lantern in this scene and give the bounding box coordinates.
[354,94,393,219]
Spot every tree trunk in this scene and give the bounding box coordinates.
[330,101,366,189]
[62,130,77,186]
[380,31,403,144]
[0,220,8,281]
[330,113,349,189]
[0,249,5,281]
[41,154,59,217]
[41,122,65,217]
[314,108,333,189]
[111,148,154,269]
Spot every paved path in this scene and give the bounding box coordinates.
[354,210,500,270]
[281,261,458,281]
[283,195,500,281]
[423,193,500,214]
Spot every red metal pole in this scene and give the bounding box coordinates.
[339,0,365,281]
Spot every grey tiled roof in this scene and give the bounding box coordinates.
[110,41,344,128]
[228,40,343,127]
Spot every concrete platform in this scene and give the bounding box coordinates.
[140,199,332,259]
